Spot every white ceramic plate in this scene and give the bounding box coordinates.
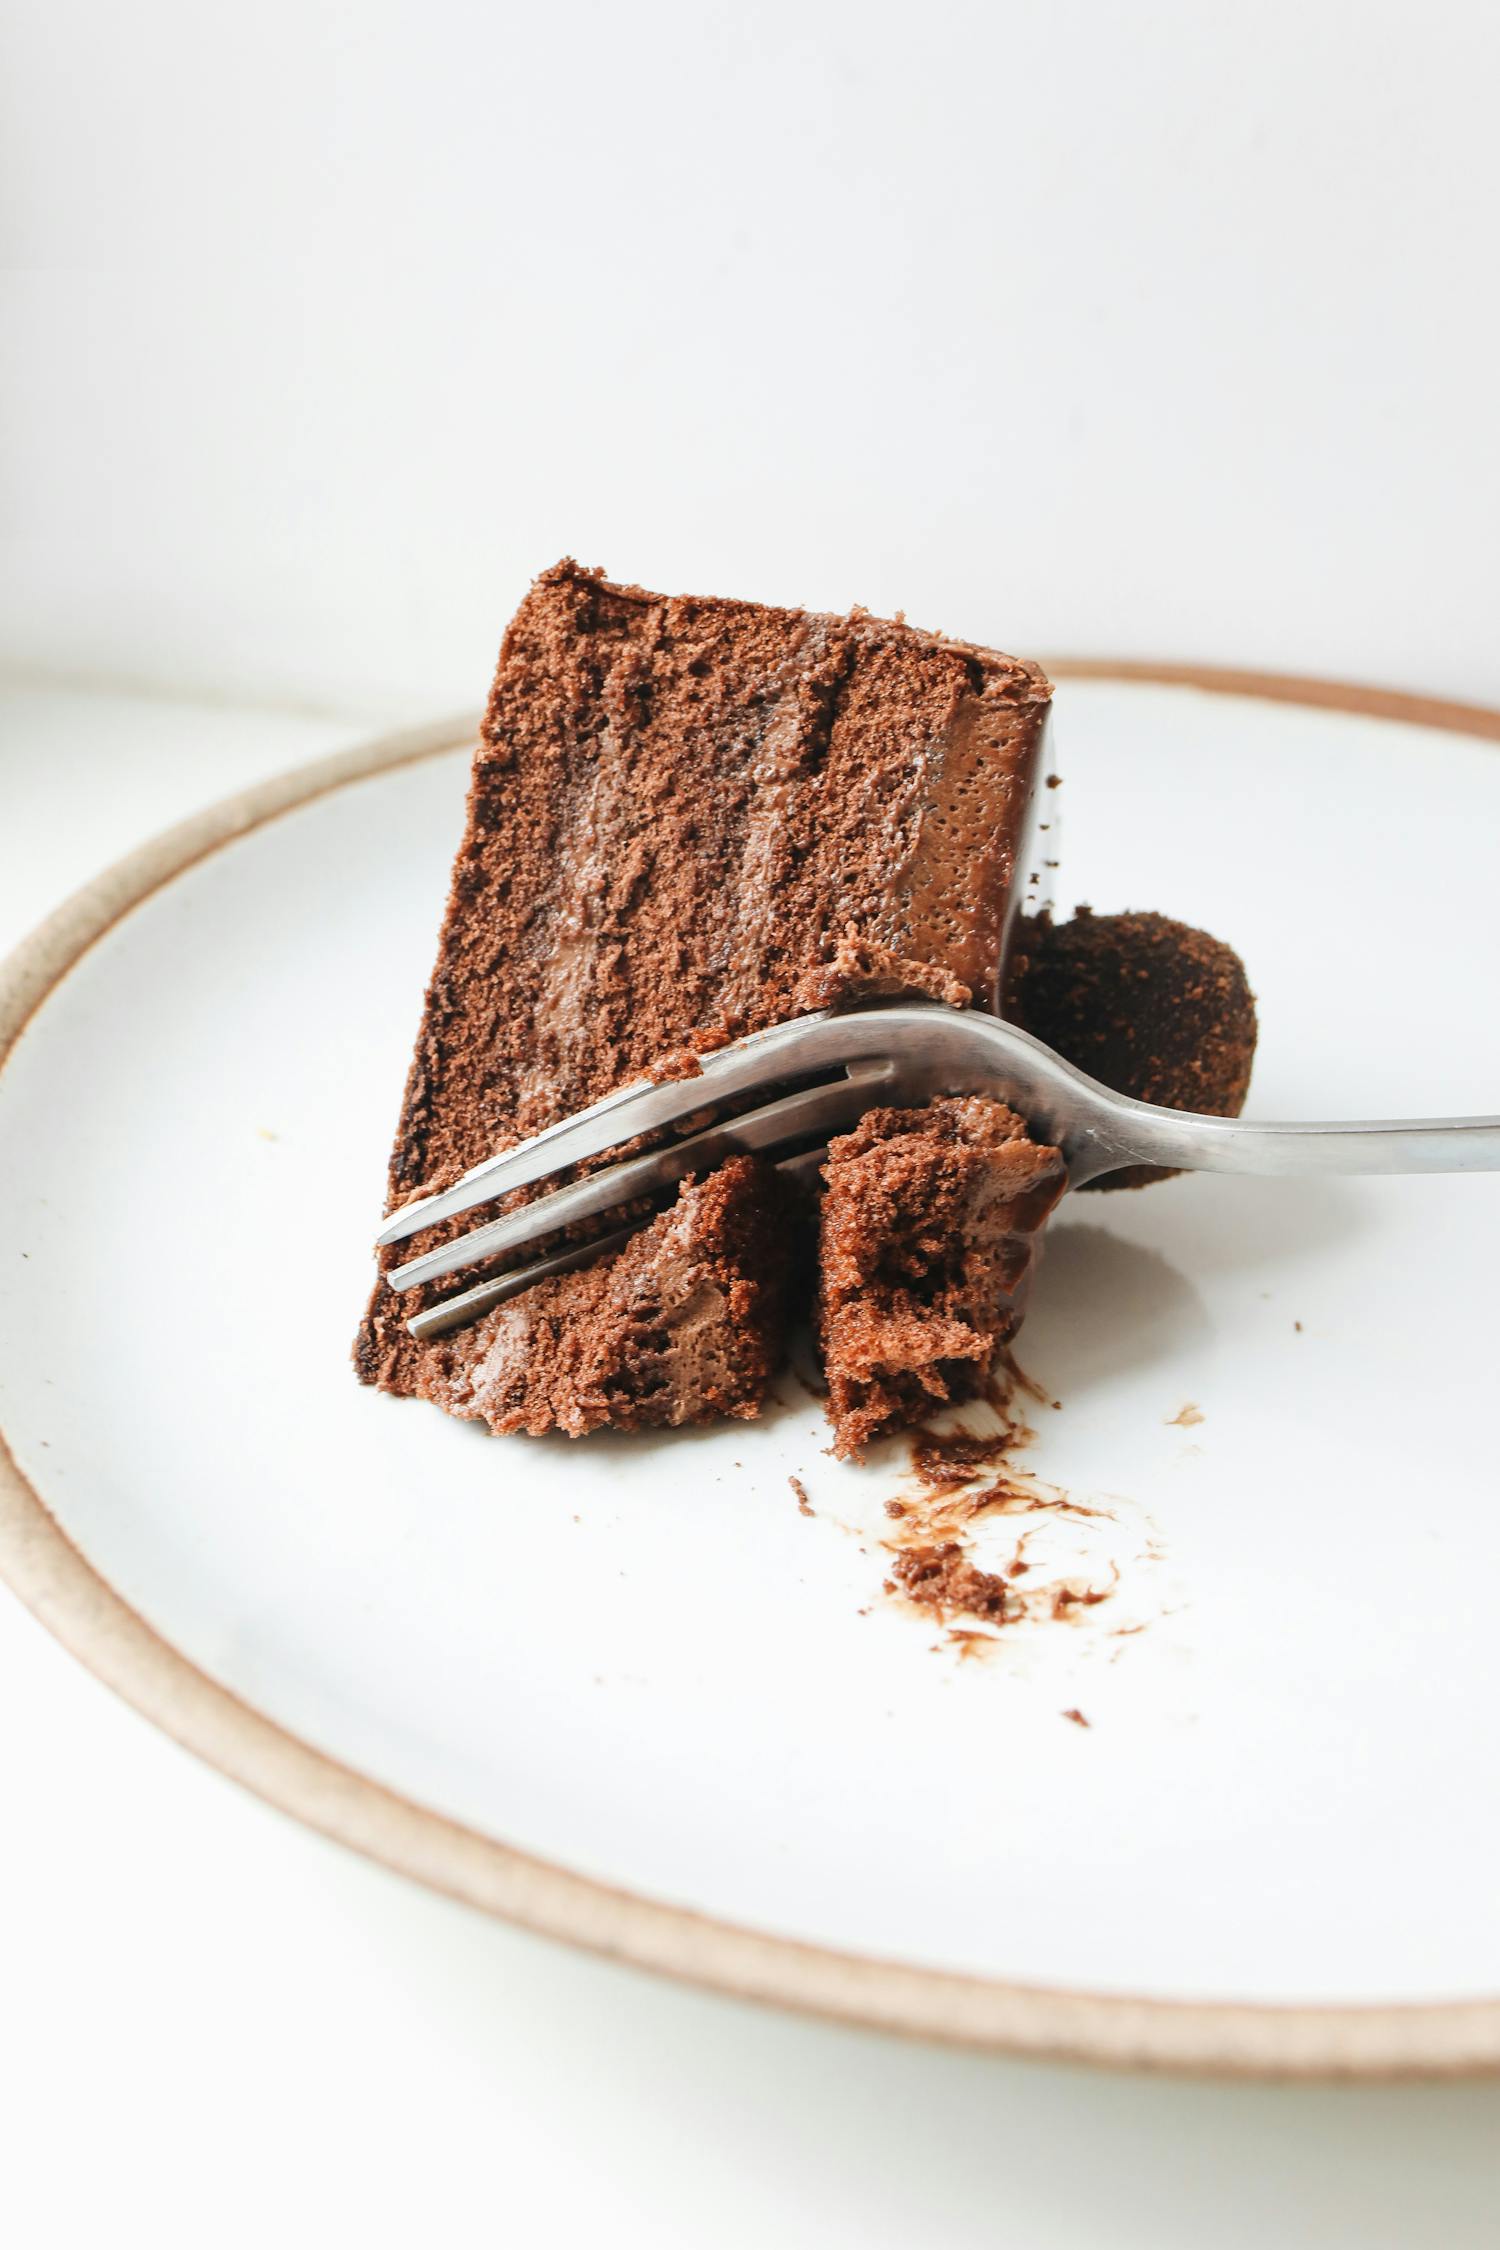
[3,671,1499,2078]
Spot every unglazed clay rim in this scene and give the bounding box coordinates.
[3,674,1499,2083]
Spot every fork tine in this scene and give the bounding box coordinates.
[376,1008,901,1248]
[387,1064,901,1295]
[405,1148,829,1342]
[405,1221,643,1341]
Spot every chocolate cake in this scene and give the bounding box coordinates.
[817,1097,1067,1458]
[1010,908,1257,1189]
[356,561,1053,1434]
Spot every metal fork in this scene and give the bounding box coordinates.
[377,1004,1500,1340]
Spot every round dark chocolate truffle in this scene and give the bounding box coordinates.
[1009,908,1257,1190]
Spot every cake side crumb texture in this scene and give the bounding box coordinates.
[817,1096,1067,1460]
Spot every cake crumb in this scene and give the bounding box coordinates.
[789,1475,813,1516]
[1167,1402,1204,1428]
[793,926,971,1013]
[1294,1319,1304,1333]
[646,1046,705,1084]
[910,1426,1022,1485]
[891,1542,1012,1624]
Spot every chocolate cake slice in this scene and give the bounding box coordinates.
[356,561,1052,1435]
[818,1097,1068,1458]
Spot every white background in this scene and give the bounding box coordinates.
[5,3,1500,2243]
[4,0,1500,715]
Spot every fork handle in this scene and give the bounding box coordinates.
[1090,1107,1500,1182]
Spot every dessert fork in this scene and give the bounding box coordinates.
[377,1004,1500,1340]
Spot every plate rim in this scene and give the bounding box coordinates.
[4,670,1500,2082]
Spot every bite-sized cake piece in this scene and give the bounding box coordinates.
[1009,907,1257,1190]
[415,1158,798,1438]
[818,1097,1067,1459]
[356,560,1053,1431]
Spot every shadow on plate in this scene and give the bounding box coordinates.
[1025,1173,1366,1393]
[1104,1171,1368,1279]
[1023,1223,1208,1394]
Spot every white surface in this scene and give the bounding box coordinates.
[4,1,1500,715]
[3,688,1500,2244]
[7,679,1500,2026]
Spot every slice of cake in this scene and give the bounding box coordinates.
[817,1097,1067,1458]
[356,561,1053,1434]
